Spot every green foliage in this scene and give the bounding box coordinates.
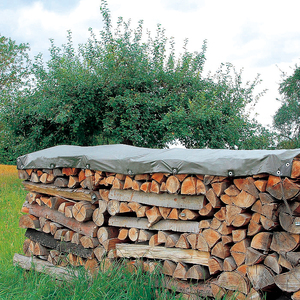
[0,35,31,163]
[274,64,300,148]
[2,0,272,163]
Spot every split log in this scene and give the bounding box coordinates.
[212,181,230,197]
[109,189,204,210]
[64,230,74,242]
[232,190,256,209]
[50,222,63,235]
[217,222,233,236]
[202,229,221,248]
[223,256,237,272]
[175,233,190,249]
[94,246,106,261]
[206,188,221,208]
[251,232,273,251]
[23,182,99,202]
[146,206,162,227]
[68,176,80,188]
[196,234,210,252]
[264,253,282,274]
[19,214,40,229]
[132,180,143,191]
[232,229,247,243]
[54,229,68,240]
[18,170,30,180]
[292,160,300,178]
[225,205,243,226]
[278,254,293,270]
[279,210,300,234]
[234,177,259,198]
[102,238,129,252]
[58,201,74,214]
[217,271,250,294]
[179,209,199,221]
[54,177,68,188]
[158,207,171,219]
[71,233,83,245]
[231,239,250,266]
[150,180,161,194]
[73,201,95,222]
[166,233,180,248]
[225,184,240,196]
[211,242,230,259]
[186,233,198,249]
[30,172,40,183]
[140,182,151,193]
[123,176,133,189]
[112,178,124,190]
[127,202,141,212]
[245,247,266,265]
[208,256,223,275]
[247,264,275,291]
[85,258,99,275]
[203,175,214,185]
[260,215,278,231]
[214,207,226,221]
[254,180,267,192]
[116,243,209,265]
[163,260,177,276]
[231,213,251,227]
[173,262,188,280]
[199,219,212,229]
[199,203,214,217]
[23,202,98,237]
[270,231,300,252]
[181,176,196,195]
[23,239,31,256]
[151,173,167,184]
[138,229,154,242]
[149,234,160,247]
[283,177,300,200]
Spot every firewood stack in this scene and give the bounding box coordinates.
[14,145,300,299]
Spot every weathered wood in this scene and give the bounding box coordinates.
[92,209,106,227]
[80,236,99,248]
[166,233,180,248]
[116,243,209,265]
[211,242,230,259]
[138,229,154,242]
[206,188,221,208]
[196,234,210,252]
[23,202,98,237]
[247,264,275,291]
[270,231,300,252]
[223,256,237,272]
[279,211,300,234]
[232,229,247,243]
[208,256,223,275]
[146,206,162,227]
[158,207,171,219]
[173,262,188,280]
[109,216,200,234]
[202,229,221,248]
[217,271,249,294]
[175,233,190,249]
[149,234,160,247]
[231,213,251,227]
[264,253,282,274]
[13,253,78,281]
[179,209,199,221]
[234,177,259,198]
[19,214,40,229]
[94,246,106,261]
[109,189,204,210]
[232,190,256,209]
[245,247,266,265]
[23,181,99,202]
[163,260,177,276]
[25,228,93,258]
[186,233,198,249]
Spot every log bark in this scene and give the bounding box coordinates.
[23,182,99,202]
[109,189,204,210]
[25,228,93,258]
[23,202,98,237]
[116,243,209,265]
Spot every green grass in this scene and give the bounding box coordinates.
[0,166,180,300]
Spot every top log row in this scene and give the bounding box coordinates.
[18,162,300,203]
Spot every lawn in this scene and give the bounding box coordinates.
[0,165,180,300]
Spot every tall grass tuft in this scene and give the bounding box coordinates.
[0,165,182,299]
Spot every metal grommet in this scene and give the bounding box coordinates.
[91,194,97,201]
[172,168,178,175]
[50,163,55,168]
[127,169,133,175]
[86,164,90,170]
[276,170,281,176]
[228,171,234,177]
[286,162,290,167]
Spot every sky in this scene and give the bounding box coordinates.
[1,0,300,128]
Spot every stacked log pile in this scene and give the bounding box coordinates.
[16,160,300,299]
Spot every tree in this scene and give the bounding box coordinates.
[3,0,273,162]
[0,35,31,163]
[274,64,300,148]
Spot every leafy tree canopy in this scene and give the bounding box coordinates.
[2,0,273,162]
[274,64,300,148]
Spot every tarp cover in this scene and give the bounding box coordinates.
[16,144,300,177]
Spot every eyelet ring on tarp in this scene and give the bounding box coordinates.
[50,163,55,169]
[228,170,234,177]
[172,168,178,175]
[127,169,134,176]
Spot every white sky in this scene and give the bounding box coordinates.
[1,0,300,128]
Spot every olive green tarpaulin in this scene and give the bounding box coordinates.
[16,144,300,177]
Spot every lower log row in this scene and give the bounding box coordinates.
[21,230,300,299]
